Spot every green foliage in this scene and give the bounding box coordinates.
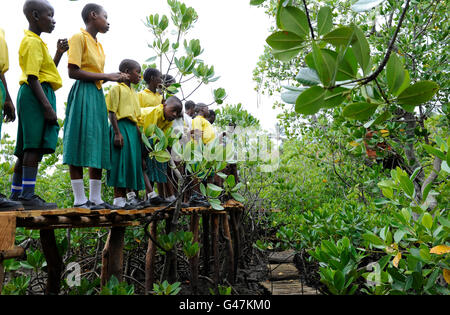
[1,276,30,295]
[100,276,135,295]
[214,103,260,129]
[152,280,181,295]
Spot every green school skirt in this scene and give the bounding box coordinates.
[0,80,5,134]
[63,80,111,170]
[145,156,168,183]
[107,119,145,191]
[14,83,60,158]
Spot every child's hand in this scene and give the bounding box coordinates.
[56,39,69,54]
[2,100,16,123]
[43,106,58,125]
[114,133,124,148]
[107,72,129,83]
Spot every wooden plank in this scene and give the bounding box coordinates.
[268,263,299,281]
[268,250,295,264]
[260,280,318,295]
[0,246,25,260]
[0,214,16,251]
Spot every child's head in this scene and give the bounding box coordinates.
[161,74,175,88]
[81,3,109,33]
[119,59,141,85]
[195,103,209,118]
[23,0,56,34]
[208,110,216,124]
[163,96,183,122]
[185,100,196,117]
[143,68,162,92]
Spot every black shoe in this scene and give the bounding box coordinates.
[73,200,92,209]
[122,198,141,210]
[19,195,57,210]
[188,194,210,207]
[90,202,118,210]
[0,195,24,211]
[151,195,170,206]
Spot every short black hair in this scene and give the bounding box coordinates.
[185,100,196,111]
[81,3,103,24]
[23,0,53,21]
[166,96,183,109]
[119,59,140,73]
[143,68,161,83]
[209,110,216,117]
[162,74,175,86]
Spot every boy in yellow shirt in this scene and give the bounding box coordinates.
[105,59,145,209]
[191,103,216,145]
[10,0,68,210]
[0,28,23,211]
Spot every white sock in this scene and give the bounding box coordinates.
[89,179,104,205]
[71,179,88,206]
[127,191,136,201]
[113,197,126,208]
[148,191,158,199]
[166,195,176,202]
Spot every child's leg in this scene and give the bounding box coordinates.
[69,165,88,206]
[88,167,104,205]
[20,149,42,199]
[10,158,23,200]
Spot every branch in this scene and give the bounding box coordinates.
[301,0,315,40]
[420,156,442,210]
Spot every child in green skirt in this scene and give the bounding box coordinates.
[106,59,145,209]
[63,3,128,209]
[10,0,68,210]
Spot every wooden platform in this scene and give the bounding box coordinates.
[0,199,245,295]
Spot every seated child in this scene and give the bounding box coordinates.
[105,59,145,209]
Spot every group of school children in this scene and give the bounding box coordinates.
[0,1,218,212]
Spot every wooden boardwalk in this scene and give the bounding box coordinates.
[260,250,319,295]
[0,200,244,295]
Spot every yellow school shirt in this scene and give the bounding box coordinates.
[19,30,62,91]
[0,28,9,74]
[192,116,215,144]
[105,83,141,124]
[142,104,173,132]
[68,29,105,89]
[138,89,163,108]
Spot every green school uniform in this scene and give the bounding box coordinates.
[14,83,60,157]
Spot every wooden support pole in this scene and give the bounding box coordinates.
[0,214,16,251]
[145,222,157,294]
[230,210,241,273]
[222,213,235,284]
[189,213,200,294]
[202,213,210,276]
[40,229,63,295]
[211,214,220,291]
[101,227,125,288]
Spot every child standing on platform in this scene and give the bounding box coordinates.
[0,28,22,211]
[106,59,145,209]
[63,3,128,209]
[10,0,68,210]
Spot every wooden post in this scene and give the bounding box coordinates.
[230,210,241,273]
[222,213,235,284]
[0,214,16,251]
[201,213,210,276]
[40,229,63,295]
[145,222,157,294]
[189,213,200,294]
[211,214,220,291]
[101,227,125,287]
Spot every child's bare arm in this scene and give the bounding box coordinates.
[0,73,15,123]
[108,111,123,148]
[68,64,129,83]
[28,75,57,125]
[53,39,69,67]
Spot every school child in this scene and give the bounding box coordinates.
[105,59,145,209]
[9,0,68,210]
[0,28,22,211]
[141,96,183,204]
[63,3,128,209]
[207,109,216,125]
[139,68,174,204]
[191,103,216,145]
[183,100,195,130]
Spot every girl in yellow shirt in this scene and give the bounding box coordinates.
[63,3,128,209]
[105,59,145,209]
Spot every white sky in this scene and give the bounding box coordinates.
[0,0,281,141]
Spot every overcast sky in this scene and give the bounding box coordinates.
[0,0,281,142]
